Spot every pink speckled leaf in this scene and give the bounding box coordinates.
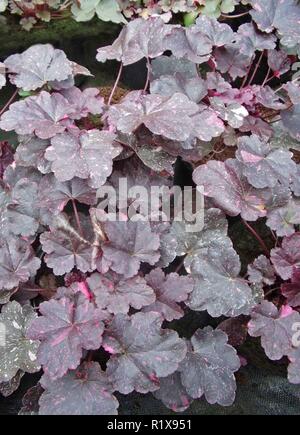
[143,268,194,321]
[39,362,118,415]
[153,372,193,412]
[248,255,276,286]
[271,233,300,280]
[179,327,240,406]
[107,91,199,141]
[193,159,269,221]
[87,271,155,315]
[187,245,255,318]
[103,312,187,394]
[101,220,160,278]
[27,292,106,380]
[248,300,300,360]
[0,91,73,139]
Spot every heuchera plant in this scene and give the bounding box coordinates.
[0,1,300,415]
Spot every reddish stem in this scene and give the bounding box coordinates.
[221,11,250,19]
[143,57,151,93]
[72,199,83,236]
[242,219,270,257]
[0,89,18,117]
[248,51,265,86]
[108,62,123,106]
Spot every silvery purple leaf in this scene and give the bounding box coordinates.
[249,0,300,47]
[87,271,155,315]
[150,73,207,103]
[14,136,51,174]
[0,91,74,139]
[239,116,273,141]
[236,22,276,57]
[282,104,300,141]
[163,26,211,64]
[102,220,160,278]
[27,292,106,380]
[271,233,300,280]
[107,91,199,141]
[103,312,187,394]
[206,71,232,94]
[248,301,300,360]
[284,82,300,105]
[0,301,40,383]
[187,245,255,318]
[236,134,297,188]
[0,178,41,237]
[267,50,291,76]
[214,45,252,80]
[142,268,194,321]
[270,121,300,152]
[150,55,198,81]
[0,62,6,89]
[39,362,118,415]
[281,268,300,308]
[40,225,93,276]
[4,44,73,91]
[193,159,269,221]
[254,85,288,110]
[38,174,96,215]
[267,199,300,237]
[193,16,235,47]
[0,237,40,292]
[153,372,193,412]
[248,255,276,286]
[210,98,248,129]
[45,129,121,188]
[0,370,24,397]
[192,105,225,141]
[179,327,240,406]
[59,87,104,119]
[170,208,231,270]
[96,17,172,65]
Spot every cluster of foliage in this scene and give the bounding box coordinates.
[0,1,300,414]
[0,0,243,30]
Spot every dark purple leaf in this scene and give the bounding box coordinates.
[14,136,51,174]
[143,268,194,321]
[4,44,73,91]
[27,292,106,380]
[214,45,252,80]
[96,17,172,65]
[179,327,240,406]
[107,91,199,141]
[150,73,207,103]
[0,237,40,292]
[0,91,74,139]
[271,233,300,280]
[19,384,43,415]
[248,255,276,286]
[281,268,300,307]
[45,129,121,188]
[249,0,300,47]
[101,220,160,278]
[236,22,276,57]
[0,370,24,397]
[193,159,269,221]
[188,245,255,318]
[0,301,40,382]
[267,199,300,237]
[103,312,187,394]
[38,174,96,215]
[236,134,297,188]
[248,301,300,360]
[87,271,155,314]
[39,362,118,415]
[153,372,193,412]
